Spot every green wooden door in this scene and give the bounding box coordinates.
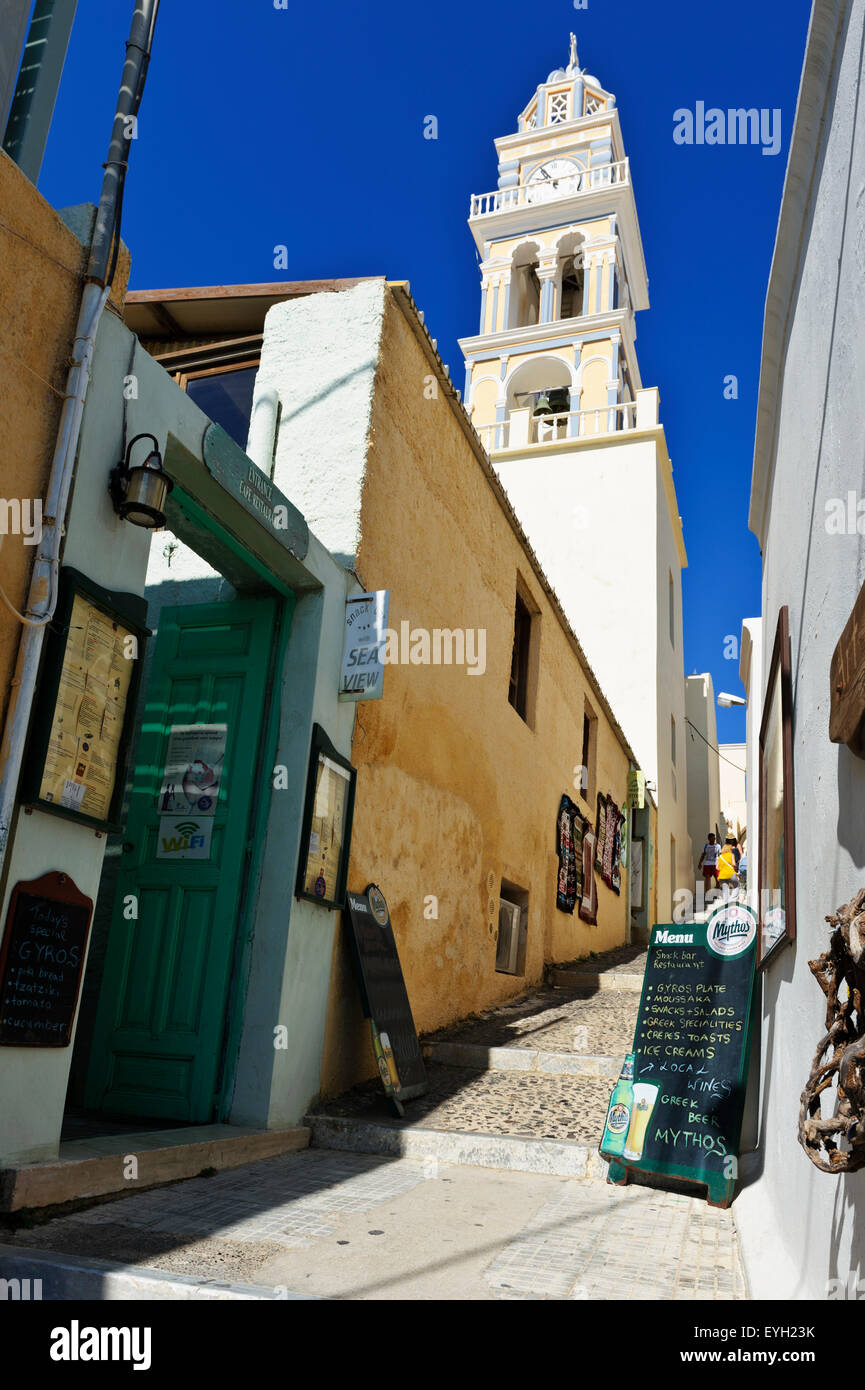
[84,597,277,1123]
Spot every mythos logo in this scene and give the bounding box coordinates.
[706,905,757,959]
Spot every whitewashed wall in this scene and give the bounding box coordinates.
[736,0,865,1300]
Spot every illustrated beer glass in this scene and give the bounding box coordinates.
[623,1082,659,1161]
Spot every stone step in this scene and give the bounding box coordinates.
[422,1040,621,1079]
[306,1113,609,1181]
[0,1125,310,1214]
[547,968,644,992]
[0,1244,318,1300]
[309,1063,616,1178]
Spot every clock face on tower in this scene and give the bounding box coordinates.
[526,158,582,203]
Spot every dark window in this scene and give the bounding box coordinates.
[560,256,584,318]
[183,364,258,449]
[496,881,529,976]
[509,592,532,719]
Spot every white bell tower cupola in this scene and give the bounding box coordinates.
[460,35,651,450]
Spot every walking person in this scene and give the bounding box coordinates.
[717,835,741,902]
[698,832,721,899]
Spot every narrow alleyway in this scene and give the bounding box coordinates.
[0,948,748,1300]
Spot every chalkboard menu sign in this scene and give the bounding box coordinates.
[604,904,757,1208]
[344,885,428,1115]
[0,872,93,1047]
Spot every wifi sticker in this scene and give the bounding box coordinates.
[156,815,213,860]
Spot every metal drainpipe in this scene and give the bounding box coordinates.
[0,0,159,880]
[246,386,281,477]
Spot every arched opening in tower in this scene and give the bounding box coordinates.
[559,256,584,319]
[508,242,542,329]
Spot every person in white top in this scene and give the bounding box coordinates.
[698,833,721,891]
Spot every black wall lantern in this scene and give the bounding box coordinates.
[109,432,173,529]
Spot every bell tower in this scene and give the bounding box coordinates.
[460,38,692,920]
[461,34,647,448]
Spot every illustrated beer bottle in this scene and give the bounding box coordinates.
[600,1053,635,1158]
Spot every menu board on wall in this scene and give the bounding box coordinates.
[296,723,357,910]
[602,904,758,1208]
[0,872,93,1047]
[23,569,149,830]
[38,594,135,821]
[303,755,351,899]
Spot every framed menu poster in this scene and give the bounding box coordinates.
[22,568,149,831]
[296,723,357,910]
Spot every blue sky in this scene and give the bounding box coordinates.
[39,0,813,743]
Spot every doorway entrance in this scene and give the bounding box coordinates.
[82,596,277,1123]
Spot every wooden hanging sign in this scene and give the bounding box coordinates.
[830,577,865,756]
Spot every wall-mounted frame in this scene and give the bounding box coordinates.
[758,605,797,968]
[295,723,357,910]
[21,568,149,832]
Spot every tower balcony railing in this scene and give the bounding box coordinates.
[470,159,629,218]
[477,398,645,453]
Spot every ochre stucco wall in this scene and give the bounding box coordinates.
[319,289,634,1097]
[0,152,128,736]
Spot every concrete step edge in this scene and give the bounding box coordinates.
[0,1243,319,1301]
[548,969,644,992]
[305,1113,608,1181]
[421,1041,622,1077]
[0,1127,311,1214]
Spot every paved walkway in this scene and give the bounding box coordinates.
[424,984,640,1056]
[3,945,747,1300]
[556,945,648,975]
[5,1149,746,1301]
[318,1062,613,1143]
[317,952,643,1142]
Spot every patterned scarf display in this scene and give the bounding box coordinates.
[579,829,598,924]
[610,798,623,896]
[602,795,617,887]
[557,795,589,914]
[594,792,607,872]
[556,794,579,914]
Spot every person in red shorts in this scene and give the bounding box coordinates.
[698,832,721,891]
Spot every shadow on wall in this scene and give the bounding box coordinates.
[836,743,865,869]
[829,1172,865,1298]
[828,744,865,1294]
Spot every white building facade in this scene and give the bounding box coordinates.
[736,0,865,1299]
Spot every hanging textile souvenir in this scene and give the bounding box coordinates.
[594,792,607,872]
[556,793,578,914]
[611,802,623,896]
[573,807,585,905]
[603,794,617,888]
[579,829,598,924]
